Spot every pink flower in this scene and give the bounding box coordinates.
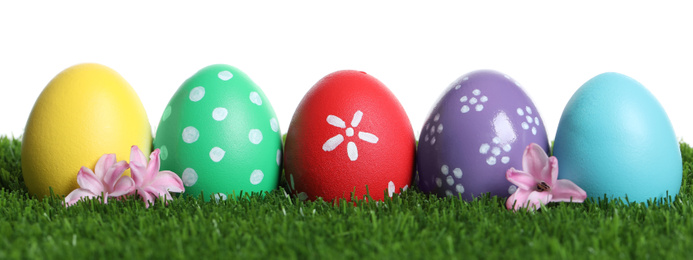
[506,143,587,211]
[129,145,185,208]
[64,154,135,206]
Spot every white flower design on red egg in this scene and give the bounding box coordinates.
[387,181,409,198]
[322,110,379,161]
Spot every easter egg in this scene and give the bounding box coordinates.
[553,72,681,202]
[284,70,415,202]
[22,63,152,198]
[416,70,550,200]
[154,64,282,201]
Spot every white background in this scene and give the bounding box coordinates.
[1,1,692,142]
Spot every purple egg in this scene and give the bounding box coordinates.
[417,70,550,200]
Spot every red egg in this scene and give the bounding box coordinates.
[284,70,415,202]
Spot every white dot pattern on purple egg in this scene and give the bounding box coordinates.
[479,136,511,166]
[446,176,454,186]
[453,168,463,178]
[517,106,539,135]
[423,113,444,146]
[517,108,524,116]
[416,71,549,202]
[508,185,518,194]
[436,163,465,195]
[453,77,469,90]
[456,184,465,193]
[460,89,488,114]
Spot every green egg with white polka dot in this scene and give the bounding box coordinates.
[154,64,282,201]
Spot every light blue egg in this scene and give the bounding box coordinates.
[554,72,681,203]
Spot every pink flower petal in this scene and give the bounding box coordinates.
[150,171,184,194]
[144,149,161,185]
[506,168,537,191]
[104,161,130,191]
[64,188,97,207]
[94,154,116,181]
[143,184,169,199]
[144,186,174,207]
[506,188,532,211]
[551,179,587,203]
[548,156,559,185]
[522,143,551,182]
[526,191,553,210]
[76,167,105,196]
[161,192,174,201]
[130,145,148,185]
[137,188,156,208]
[110,176,136,197]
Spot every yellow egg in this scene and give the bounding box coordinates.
[22,63,152,198]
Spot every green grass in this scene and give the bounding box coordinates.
[2,135,693,259]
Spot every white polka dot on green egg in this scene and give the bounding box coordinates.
[154,64,283,201]
[189,86,205,102]
[249,129,263,144]
[160,145,168,160]
[249,92,262,106]
[270,118,279,132]
[250,170,264,185]
[209,147,225,162]
[212,107,228,121]
[162,106,172,121]
[218,71,233,81]
[182,168,198,187]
